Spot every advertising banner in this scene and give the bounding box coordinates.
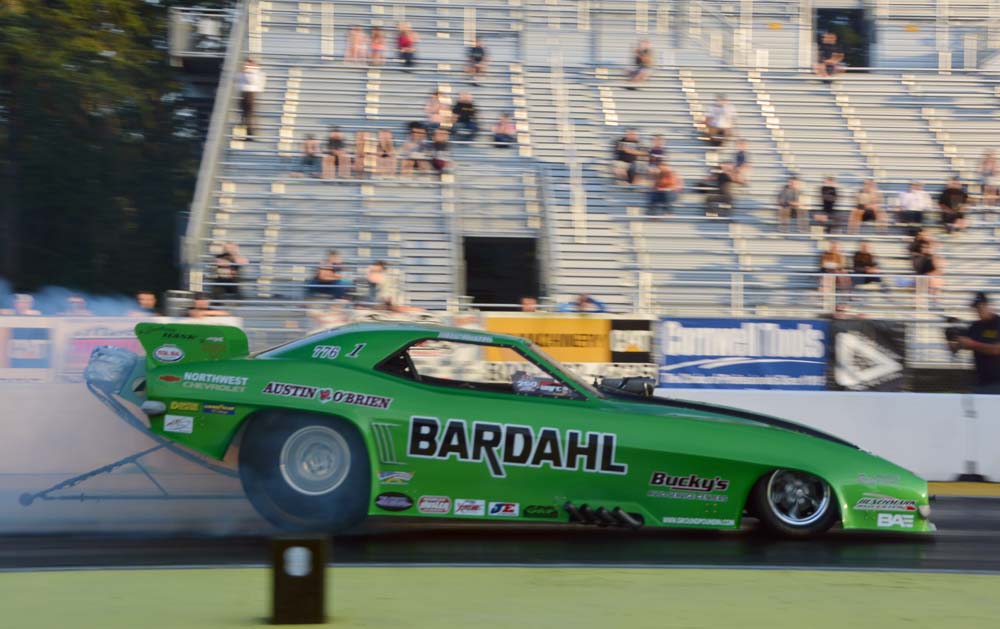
[658,318,829,390]
[828,320,908,391]
[0,319,55,383]
[56,318,146,383]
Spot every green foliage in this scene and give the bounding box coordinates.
[0,0,228,294]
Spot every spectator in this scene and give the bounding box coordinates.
[626,39,653,89]
[912,240,944,296]
[648,134,667,168]
[353,130,371,177]
[908,228,933,264]
[952,292,1000,393]
[425,89,449,130]
[376,129,397,176]
[322,127,350,178]
[214,242,247,299]
[400,126,431,176]
[64,296,92,316]
[613,128,644,185]
[466,37,488,86]
[188,293,230,318]
[397,22,418,70]
[451,92,479,141]
[237,58,266,139]
[492,113,517,148]
[6,294,41,315]
[345,25,368,63]
[703,163,735,217]
[557,294,608,313]
[813,31,845,79]
[981,150,998,207]
[704,94,736,147]
[848,179,886,233]
[366,260,400,306]
[370,26,386,66]
[132,291,158,316]
[897,180,933,228]
[817,176,838,233]
[732,139,750,184]
[297,134,322,177]
[777,176,804,231]
[819,242,850,292]
[939,175,970,233]
[648,163,683,216]
[852,241,882,286]
[308,250,350,299]
[430,127,451,175]
[520,297,539,312]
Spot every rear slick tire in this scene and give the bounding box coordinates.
[238,411,370,532]
[751,469,838,538]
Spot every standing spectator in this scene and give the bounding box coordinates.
[322,127,350,178]
[369,26,386,65]
[308,250,349,299]
[451,92,479,141]
[424,89,450,130]
[813,31,845,79]
[400,126,431,176]
[648,163,683,216]
[237,58,266,140]
[64,296,92,316]
[344,25,368,63]
[817,176,838,233]
[297,134,322,177]
[938,175,970,233]
[981,150,998,207]
[188,293,229,318]
[613,128,644,185]
[492,113,517,148]
[520,297,539,312]
[214,242,247,299]
[647,134,667,168]
[132,291,159,316]
[819,242,850,292]
[430,127,451,175]
[732,139,751,184]
[848,179,886,233]
[353,130,371,177]
[777,176,805,231]
[852,241,882,286]
[10,294,41,315]
[376,129,397,176]
[704,94,736,147]
[951,292,1000,393]
[626,39,653,89]
[913,240,944,296]
[397,22,419,70]
[897,180,933,227]
[466,37,488,86]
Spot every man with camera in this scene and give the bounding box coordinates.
[950,292,1000,393]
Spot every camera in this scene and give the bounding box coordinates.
[943,316,965,355]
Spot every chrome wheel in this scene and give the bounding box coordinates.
[766,469,831,527]
[279,426,351,496]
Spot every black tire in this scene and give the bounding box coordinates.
[750,469,839,538]
[238,411,370,532]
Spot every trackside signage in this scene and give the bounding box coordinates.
[658,318,829,390]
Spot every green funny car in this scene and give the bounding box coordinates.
[85,321,932,537]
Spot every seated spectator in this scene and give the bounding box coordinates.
[353,130,371,177]
[430,128,451,175]
[397,22,418,70]
[369,26,386,65]
[520,296,539,312]
[897,180,932,228]
[938,175,969,233]
[648,163,683,216]
[647,134,667,168]
[188,293,230,318]
[817,176,838,233]
[777,176,804,231]
[813,31,845,79]
[322,127,350,178]
[981,150,998,207]
[214,241,247,299]
[848,179,886,233]
[451,92,479,141]
[492,113,517,148]
[424,89,449,130]
[375,129,397,176]
[852,241,882,286]
[132,291,158,316]
[908,228,933,264]
[704,94,735,147]
[626,39,653,89]
[366,260,401,306]
[613,128,644,185]
[308,250,350,299]
[556,294,607,313]
[732,139,750,184]
[912,240,944,296]
[344,25,368,63]
[64,296,92,316]
[466,37,488,86]
[297,133,322,177]
[819,242,850,292]
[702,163,735,217]
[400,126,431,176]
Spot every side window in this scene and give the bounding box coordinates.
[378,339,581,400]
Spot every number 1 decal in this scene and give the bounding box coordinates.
[347,343,366,358]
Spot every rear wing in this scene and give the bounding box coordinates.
[135,322,249,369]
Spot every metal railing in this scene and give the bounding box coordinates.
[168,6,235,61]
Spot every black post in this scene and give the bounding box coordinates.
[271,536,328,625]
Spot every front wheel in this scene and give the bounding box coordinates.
[750,469,838,538]
[238,412,370,532]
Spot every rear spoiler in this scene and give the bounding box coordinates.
[135,322,249,370]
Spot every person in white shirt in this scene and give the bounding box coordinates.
[237,58,266,139]
[897,180,932,227]
[704,94,736,147]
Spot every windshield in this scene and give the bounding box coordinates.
[526,341,606,399]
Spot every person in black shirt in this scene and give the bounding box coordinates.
[818,176,838,232]
[466,38,488,86]
[451,92,479,141]
[938,176,969,233]
[214,242,247,299]
[614,128,644,184]
[814,32,845,79]
[852,241,881,286]
[953,292,1000,393]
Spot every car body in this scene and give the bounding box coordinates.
[85,321,933,536]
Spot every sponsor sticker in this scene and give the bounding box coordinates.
[159,374,181,383]
[262,381,317,399]
[876,513,915,528]
[163,415,194,434]
[168,400,200,412]
[418,496,452,514]
[858,474,901,486]
[438,331,493,344]
[262,382,392,409]
[488,502,520,517]
[649,472,730,493]
[856,494,917,513]
[161,331,197,341]
[523,505,559,519]
[153,344,184,363]
[453,499,485,516]
[662,517,736,527]
[379,471,414,485]
[374,492,413,512]
[329,390,392,409]
[647,489,729,503]
[202,403,236,415]
[184,372,248,393]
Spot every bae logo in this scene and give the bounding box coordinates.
[876,513,914,529]
[488,502,519,517]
